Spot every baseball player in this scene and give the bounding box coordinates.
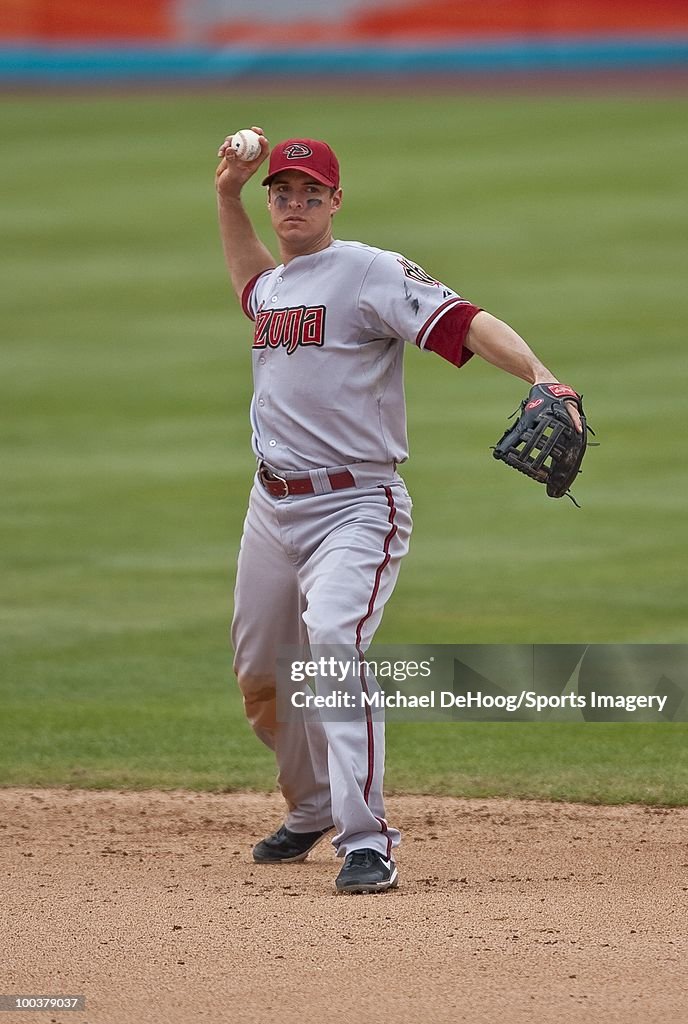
[215,127,582,894]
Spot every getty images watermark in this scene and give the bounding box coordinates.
[276,645,687,722]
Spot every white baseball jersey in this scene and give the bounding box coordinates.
[241,239,474,471]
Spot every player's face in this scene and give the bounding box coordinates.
[268,171,342,256]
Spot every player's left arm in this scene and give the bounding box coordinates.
[464,311,582,432]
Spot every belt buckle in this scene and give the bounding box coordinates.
[259,463,290,499]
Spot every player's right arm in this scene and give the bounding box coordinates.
[215,126,276,300]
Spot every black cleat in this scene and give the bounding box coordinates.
[252,824,333,863]
[335,848,399,894]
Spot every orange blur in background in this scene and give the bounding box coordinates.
[1,0,688,45]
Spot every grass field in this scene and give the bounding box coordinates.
[2,90,687,802]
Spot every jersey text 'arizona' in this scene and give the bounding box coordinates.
[253,305,326,355]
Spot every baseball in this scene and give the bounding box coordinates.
[231,129,262,162]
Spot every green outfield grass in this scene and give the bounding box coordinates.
[1,90,687,801]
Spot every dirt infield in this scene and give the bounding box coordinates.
[1,789,686,1024]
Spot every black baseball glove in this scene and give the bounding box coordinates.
[492,383,589,504]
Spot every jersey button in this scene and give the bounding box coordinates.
[268,439,277,447]
[271,296,278,303]
[258,399,265,406]
[277,276,283,283]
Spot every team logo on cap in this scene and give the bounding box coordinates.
[284,143,313,159]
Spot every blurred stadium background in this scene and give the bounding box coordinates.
[1,0,688,82]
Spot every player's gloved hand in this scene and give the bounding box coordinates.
[216,126,269,198]
[492,383,591,505]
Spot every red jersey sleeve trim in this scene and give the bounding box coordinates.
[241,272,265,321]
[416,297,464,348]
[422,301,482,368]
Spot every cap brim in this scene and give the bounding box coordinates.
[262,164,337,188]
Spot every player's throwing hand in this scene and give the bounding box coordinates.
[216,126,269,198]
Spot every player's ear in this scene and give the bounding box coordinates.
[331,188,343,215]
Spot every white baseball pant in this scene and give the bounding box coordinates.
[231,462,412,859]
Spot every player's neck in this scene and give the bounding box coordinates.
[279,231,334,265]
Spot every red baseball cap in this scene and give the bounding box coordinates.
[261,138,340,189]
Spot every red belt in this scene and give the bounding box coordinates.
[258,463,356,499]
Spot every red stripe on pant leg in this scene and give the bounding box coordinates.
[356,659,376,807]
[376,815,393,859]
[354,486,398,809]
